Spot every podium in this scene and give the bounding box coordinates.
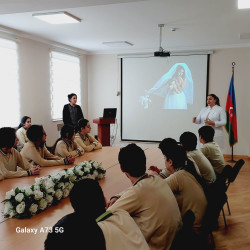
[93,117,115,146]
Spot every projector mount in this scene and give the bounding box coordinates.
[154,24,170,57]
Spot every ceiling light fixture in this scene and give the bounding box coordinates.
[238,0,250,9]
[102,41,133,47]
[32,11,81,24]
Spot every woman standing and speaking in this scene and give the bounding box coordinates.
[193,94,226,149]
[63,93,84,127]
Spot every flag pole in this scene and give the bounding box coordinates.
[230,62,236,162]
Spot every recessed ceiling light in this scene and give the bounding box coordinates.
[32,11,81,24]
[102,41,134,47]
[238,0,250,9]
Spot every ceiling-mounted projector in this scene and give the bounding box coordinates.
[154,51,170,57]
[154,24,170,57]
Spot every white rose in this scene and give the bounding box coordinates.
[21,187,33,196]
[67,182,74,191]
[16,201,25,214]
[46,188,55,195]
[44,178,55,190]
[9,210,17,218]
[29,204,38,214]
[46,195,53,204]
[34,190,44,200]
[92,170,99,178]
[58,182,65,190]
[84,167,90,173]
[88,175,95,180]
[86,162,92,168]
[63,189,70,198]
[67,168,74,175]
[15,193,24,203]
[4,201,14,215]
[35,177,43,185]
[55,189,63,200]
[39,199,48,210]
[6,189,15,199]
[33,183,41,191]
[69,175,77,182]
[98,173,104,179]
[93,161,100,168]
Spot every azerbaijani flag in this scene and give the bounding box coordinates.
[225,75,238,146]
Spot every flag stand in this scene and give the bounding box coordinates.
[227,62,237,163]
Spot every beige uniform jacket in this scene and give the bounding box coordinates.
[109,175,181,250]
[0,148,32,180]
[166,170,207,230]
[75,133,102,152]
[98,209,150,250]
[188,149,216,184]
[21,141,64,167]
[16,127,29,146]
[200,142,225,174]
[55,140,83,158]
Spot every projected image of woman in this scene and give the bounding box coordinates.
[140,63,193,109]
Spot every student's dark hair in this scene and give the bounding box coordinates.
[0,127,16,148]
[18,116,31,129]
[52,125,75,154]
[27,125,44,142]
[75,118,89,132]
[179,132,197,151]
[158,138,178,156]
[68,93,77,102]
[118,143,146,177]
[198,126,215,143]
[208,94,220,106]
[70,179,106,218]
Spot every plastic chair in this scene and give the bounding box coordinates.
[224,159,245,216]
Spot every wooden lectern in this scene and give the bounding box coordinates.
[93,118,115,146]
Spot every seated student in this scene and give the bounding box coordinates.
[16,116,32,151]
[75,118,102,152]
[198,126,225,175]
[21,125,75,167]
[53,124,84,158]
[107,144,181,250]
[0,127,40,180]
[150,142,207,233]
[179,131,216,184]
[45,179,150,250]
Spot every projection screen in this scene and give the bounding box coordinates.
[121,54,209,142]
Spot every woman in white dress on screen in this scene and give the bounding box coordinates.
[193,94,226,149]
[140,63,193,110]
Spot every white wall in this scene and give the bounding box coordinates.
[17,37,88,146]
[87,49,250,156]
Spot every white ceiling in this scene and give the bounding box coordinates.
[0,0,250,54]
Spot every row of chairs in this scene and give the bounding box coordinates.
[171,159,245,250]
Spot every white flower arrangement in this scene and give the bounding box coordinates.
[1,161,105,219]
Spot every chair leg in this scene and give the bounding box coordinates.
[226,200,231,215]
[221,207,228,229]
[209,231,216,249]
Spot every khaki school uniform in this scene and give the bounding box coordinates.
[75,133,102,152]
[98,209,150,250]
[166,170,207,231]
[0,148,32,179]
[188,149,216,184]
[200,142,225,174]
[109,175,181,250]
[55,140,83,158]
[21,141,64,167]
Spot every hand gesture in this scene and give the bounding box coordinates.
[106,197,118,208]
[30,165,40,176]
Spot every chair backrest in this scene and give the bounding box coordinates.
[228,159,245,183]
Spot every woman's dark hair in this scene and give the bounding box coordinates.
[70,179,106,218]
[68,93,77,102]
[0,127,16,148]
[75,118,89,133]
[52,125,75,154]
[208,94,220,106]
[18,116,31,129]
[118,143,146,177]
[26,125,44,143]
[161,144,208,194]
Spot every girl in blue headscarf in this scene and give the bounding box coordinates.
[140,63,193,109]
